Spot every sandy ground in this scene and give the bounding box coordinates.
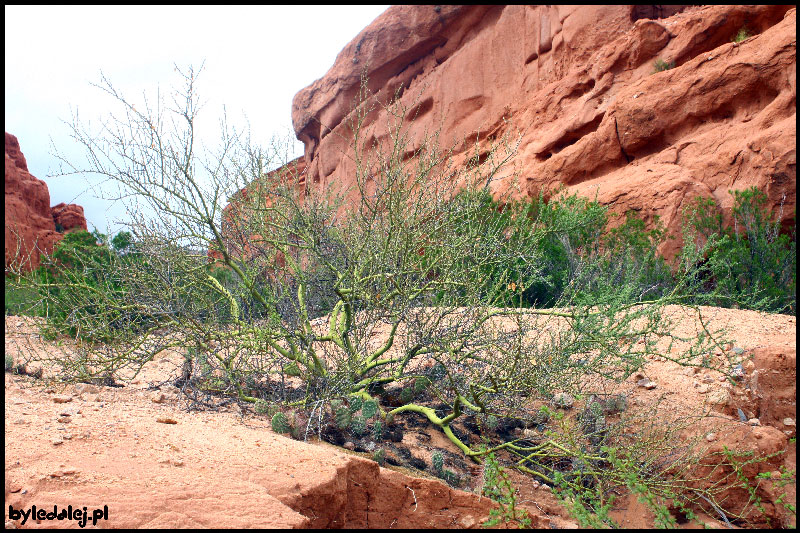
[4,306,796,528]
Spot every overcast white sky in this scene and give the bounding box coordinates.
[5,5,389,235]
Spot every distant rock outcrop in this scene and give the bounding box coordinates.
[5,132,88,272]
[289,5,796,259]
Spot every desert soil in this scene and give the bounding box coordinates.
[4,306,796,529]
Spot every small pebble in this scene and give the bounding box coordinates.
[52,395,72,404]
[637,378,657,390]
[705,433,716,442]
[730,364,745,380]
[156,417,178,424]
[552,392,574,409]
[748,418,761,426]
[783,418,795,427]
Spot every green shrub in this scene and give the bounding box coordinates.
[653,58,675,72]
[732,26,752,43]
[681,188,795,314]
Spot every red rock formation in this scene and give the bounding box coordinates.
[291,5,796,259]
[52,202,88,233]
[5,132,88,272]
[209,156,307,265]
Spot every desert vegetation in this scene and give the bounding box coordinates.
[6,67,796,528]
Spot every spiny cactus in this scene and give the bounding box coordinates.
[335,407,352,429]
[486,414,499,431]
[350,415,368,437]
[254,399,270,415]
[414,376,431,394]
[361,399,378,419]
[400,387,414,404]
[432,451,444,474]
[442,469,461,487]
[348,396,363,414]
[373,448,385,466]
[372,420,384,441]
[271,412,290,434]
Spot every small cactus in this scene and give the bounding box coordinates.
[432,451,444,474]
[442,469,461,487]
[372,420,384,441]
[486,414,499,431]
[348,396,363,414]
[361,399,378,419]
[400,387,414,404]
[254,399,269,415]
[335,407,352,429]
[414,376,431,394]
[373,448,385,466]
[350,415,368,437]
[271,412,290,434]
[428,362,446,381]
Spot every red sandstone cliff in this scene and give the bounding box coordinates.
[5,132,88,272]
[290,5,796,259]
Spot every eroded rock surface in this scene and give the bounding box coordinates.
[5,132,87,272]
[290,5,796,259]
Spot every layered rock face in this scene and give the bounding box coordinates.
[5,132,87,272]
[291,5,796,259]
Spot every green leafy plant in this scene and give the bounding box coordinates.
[481,450,532,528]
[653,58,675,72]
[681,188,795,314]
[732,26,752,43]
